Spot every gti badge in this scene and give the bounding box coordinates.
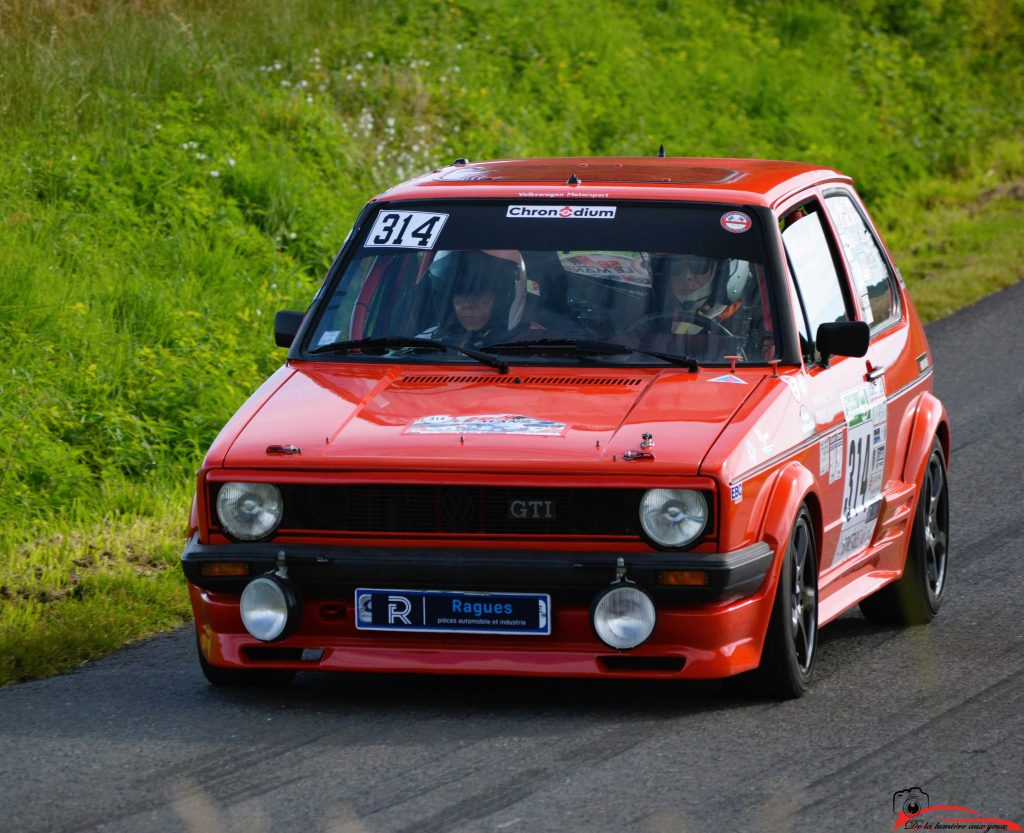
[509,499,556,520]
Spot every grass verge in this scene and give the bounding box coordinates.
[0,506,192,685]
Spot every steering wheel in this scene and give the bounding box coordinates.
[626,310,736,338]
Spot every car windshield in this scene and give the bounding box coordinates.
[307,201,778,365]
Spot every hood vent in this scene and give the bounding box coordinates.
[395,374,643,387]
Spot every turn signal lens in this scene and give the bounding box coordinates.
[200,562,250,577]
[656,570,710,586]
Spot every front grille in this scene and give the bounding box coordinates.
[264,485,643,536]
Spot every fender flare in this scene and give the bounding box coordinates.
[757,462,821,586]
[901,391,950,501]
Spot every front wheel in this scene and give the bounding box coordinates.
[734,507,818,699]
[860,438,948,625]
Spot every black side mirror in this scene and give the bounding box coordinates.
[274,310,305,348]
[815,320,869,367]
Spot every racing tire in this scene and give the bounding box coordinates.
[860,438,948,626]
[196,637,297,687]
[731,507,818,699]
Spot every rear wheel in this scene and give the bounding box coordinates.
[734,507,818,699]
[860,438,948,625]
[196,637,296,687]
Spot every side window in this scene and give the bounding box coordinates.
[825,192,898,330]
[781,201,850,357]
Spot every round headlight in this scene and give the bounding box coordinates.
[240,575,299,641]
[216,482,283,541]
[639,488,708,548]
[592,585,657,650]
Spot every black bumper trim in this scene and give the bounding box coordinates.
[181,537,775,604]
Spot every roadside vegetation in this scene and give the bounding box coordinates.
[1,0,1021,685]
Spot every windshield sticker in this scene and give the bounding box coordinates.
[364,210,448,249]
[557,252,652,286]
[506,205,617,220]
[317,330,341,347]
[405,414,567,436]
[720,211,752,233]
[517,191,611,199]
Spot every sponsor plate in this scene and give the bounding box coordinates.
[355,588,551,636]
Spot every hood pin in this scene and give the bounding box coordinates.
[623,432,655,461]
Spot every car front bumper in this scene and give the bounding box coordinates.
[183,537,781,679]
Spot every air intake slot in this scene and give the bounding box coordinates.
[599,656,686,673]
[395,375,642,387]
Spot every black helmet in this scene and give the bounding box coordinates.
[429,250,526,330]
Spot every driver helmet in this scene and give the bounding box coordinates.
[432,249,527,332]
[664,254,718,310]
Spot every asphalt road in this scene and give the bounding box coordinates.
[3,282,1023,833]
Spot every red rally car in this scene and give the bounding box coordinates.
[182,156,950,698]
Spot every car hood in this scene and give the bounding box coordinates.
[220,363,762,475]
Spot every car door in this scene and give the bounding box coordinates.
[778,192,886,577]
[821,187,920,573]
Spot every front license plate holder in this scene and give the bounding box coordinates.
[354,588,551,636]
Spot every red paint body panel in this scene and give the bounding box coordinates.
[184,156,948,684]
[220,363,755,474]
[379,157,850,210]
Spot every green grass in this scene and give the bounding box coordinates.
[878,141,1024,320]
[0,0,1022,686]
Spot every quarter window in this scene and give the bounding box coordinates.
[781,203,849,356]
[825,193,898,329]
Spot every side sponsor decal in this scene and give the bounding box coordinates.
[828,433,843,484]
[364,210,448,249]
[730,483,743,503]
[819,438,830,476]
[405,414,567,436]
[506,205,617,220]
[799,406,816,438]
[834,381,888,564]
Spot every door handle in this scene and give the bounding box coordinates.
[865,362,886,381]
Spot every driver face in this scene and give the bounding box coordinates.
[668,255,715,302]
[452,290,495,332]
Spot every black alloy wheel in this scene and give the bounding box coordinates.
[789,512,817,676]
[860,438,948,625]
[731,506,818,699]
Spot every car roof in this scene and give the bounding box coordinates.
[376,156,852,208]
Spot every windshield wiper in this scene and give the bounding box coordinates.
[480,338,699,372]
[309,336,509,374]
